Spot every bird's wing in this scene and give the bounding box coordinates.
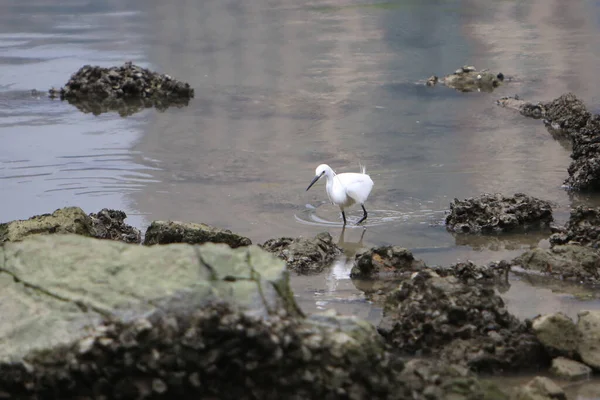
[341,174,374,203]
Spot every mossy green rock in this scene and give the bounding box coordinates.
[144,220,252,248]
[0,207,93,242]
[0,234,299,362]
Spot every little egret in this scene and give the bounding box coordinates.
[306,164,374,225]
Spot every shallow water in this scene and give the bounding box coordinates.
[2,0,600,390]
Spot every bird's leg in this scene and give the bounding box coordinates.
[356,205,368,225]
[341,210,347,226]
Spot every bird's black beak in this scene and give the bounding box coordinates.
[306,174,322,191]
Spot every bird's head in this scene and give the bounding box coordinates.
[306,164,330,191]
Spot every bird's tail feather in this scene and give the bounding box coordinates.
[358,162,367,175]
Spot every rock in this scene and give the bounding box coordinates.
[515,376,566,400]
[542,93,591,137]
[446,193,553,234]
[531,313,579,357]
[497,92,600,192]
[89,208,141,244]
[426,75,439,86]
[0,207,93,242]
[50,62,194,116]
[574,382,600,399]
[0,303,407,399]
[429,66,504,92]
[550,357,592,381]
[0,234,301,362]
[0,234,506,398]
[432,260,511,287]
[549,206,600,249]
[350,246,426,279]
[260,232,342,274]
[566,114,600,191]
[577,310,600,369]
[398,359,509,400]
[496,95,546,119]
[513,245,600,283]
[378,270,547,373]
[143,220,251,248]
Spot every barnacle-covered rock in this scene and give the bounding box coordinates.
[49,62,194,116]
[445,193,553,234]
[261,232,342,274]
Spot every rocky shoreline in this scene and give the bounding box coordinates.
[1,200,599,399]
[2,66,600,398]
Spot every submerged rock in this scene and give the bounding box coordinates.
[427,65,505,92]
[144,220,251,248]
[49,62,194,116]
[398,359,508,400]
[550,357,592,381]
[512,245,600,283]
[378,270,547,373]
[89,208,141,244]
[515,376,566,400]
[261,232,342,274]
[0,207,93,242]
[350,246,426,279]
[445,193,553,234]
[496,95,546,119]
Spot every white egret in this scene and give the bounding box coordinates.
[306,164,374,225]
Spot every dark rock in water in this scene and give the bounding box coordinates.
[512,245,600,283]
[0,207,93,242]
[497,92,600,192]
[549,206,600,249]
[261,232,342,274]
[496,95,546,119]
[542,93,591,137]
[445,193,553,234]
[566,115,600,191]
[144,220,251,248]
[350,246,426,279]
[497,93,590,135]
[49,62,194,116]
[378,270,548,373]
[89,208,141,244]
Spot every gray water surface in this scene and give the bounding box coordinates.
[3,1,600,363]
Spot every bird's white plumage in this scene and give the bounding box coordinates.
[306,163,374,225]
